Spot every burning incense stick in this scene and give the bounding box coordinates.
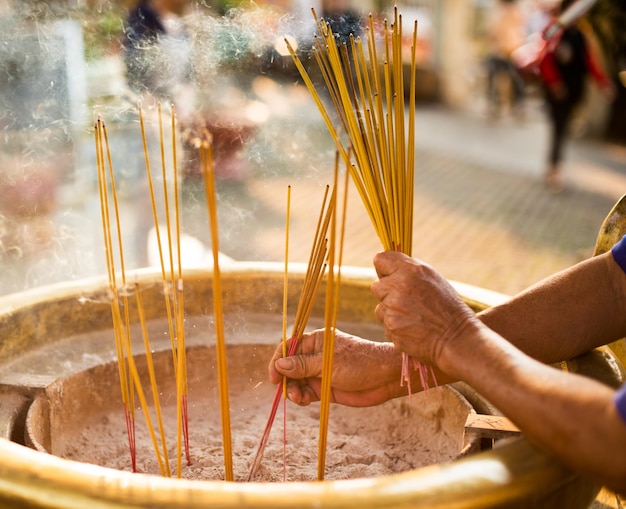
[94,118,136,471]
[95,118,173,476]
[138,107,192,472]
[281,185,291,481]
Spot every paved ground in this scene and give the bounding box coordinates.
[210,102,626,298]
[3,98,624,300]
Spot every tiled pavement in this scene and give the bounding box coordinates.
[214,104,626,298]
[3,102,625,302]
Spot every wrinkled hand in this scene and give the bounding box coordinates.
[268,329,404,407]
[371,251,478,375]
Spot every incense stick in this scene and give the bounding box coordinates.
[200,139,234,482]
[134,280,171,477]
[317,152,349,480]
[94,119,136,471]
[247,184,335,481]
[281,185,291,482]
[95,118,173,476]
[169,105,192,469]
[289,8,434,394]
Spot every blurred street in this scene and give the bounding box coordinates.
[214,100,626,297]
[2,100,625,299]
[0,0,624,302]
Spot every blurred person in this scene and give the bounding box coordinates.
[538,0,614,192]
[485,0,527,120]
[268,242,626,494]
[123,0,194,119]
[121,0,194,267]
[321,0,362,45]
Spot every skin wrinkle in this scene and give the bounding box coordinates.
[269,248,626,492]
[372,253,476,369]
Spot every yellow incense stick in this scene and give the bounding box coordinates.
[200,141,234,482]
[138,109,179,369]
[134,281,171,477]
[290,9,433,395]
[317,153,348,480]
[282,186,291,399]
[97,118,174,475]
[170,105,191,468]
[96,120,138,466]
[94,120,131,424]
[248,184,334,481]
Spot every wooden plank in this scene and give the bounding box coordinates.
[465,413,521,440]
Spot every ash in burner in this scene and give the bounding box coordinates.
[28,344,471,482]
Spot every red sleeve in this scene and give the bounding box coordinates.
[585,46,610,87]
[538,50,562,87]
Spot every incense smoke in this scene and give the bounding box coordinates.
[0,2,363,295]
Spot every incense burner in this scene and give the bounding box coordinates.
[0,262,620,508]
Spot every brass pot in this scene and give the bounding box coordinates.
[0,263,620,508]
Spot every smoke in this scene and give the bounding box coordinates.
[0,2,342,296]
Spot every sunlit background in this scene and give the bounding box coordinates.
[1,0,625,297]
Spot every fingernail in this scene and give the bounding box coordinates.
[277,357,295,371]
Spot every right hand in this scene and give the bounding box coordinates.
[268,329,406,407]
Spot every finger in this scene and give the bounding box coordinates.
[374,302,385,323]
[373,250,403,278]
[284,380,305,405]
[275,351,324,380]
[268,336,298,383]
[285,380,320,406]
[269,332,323,384]
[299,384,321,406]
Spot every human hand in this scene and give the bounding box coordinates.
[268,329,405,407]
[371,251,478,375]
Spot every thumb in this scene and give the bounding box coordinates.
[275,353,323,380]
[373,250,405,278]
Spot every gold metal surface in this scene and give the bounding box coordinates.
[593,193,626,369]
[0,261,618,508]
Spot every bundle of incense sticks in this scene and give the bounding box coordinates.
[94,107,234,480]
[287,8,436,394]
[95,115,176,476]
[248,153,348,482]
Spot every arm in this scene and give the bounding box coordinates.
[478,249,626,362]
[441,316,626,494]
[372,250,626,494]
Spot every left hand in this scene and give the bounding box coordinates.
[371,251,478,374]
[268,329,406,407]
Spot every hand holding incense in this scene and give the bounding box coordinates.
[288,8,433,393]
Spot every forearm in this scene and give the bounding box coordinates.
[444,324,626,493]
[478,251,626,363]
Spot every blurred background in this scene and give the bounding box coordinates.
[0,0,625,298]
